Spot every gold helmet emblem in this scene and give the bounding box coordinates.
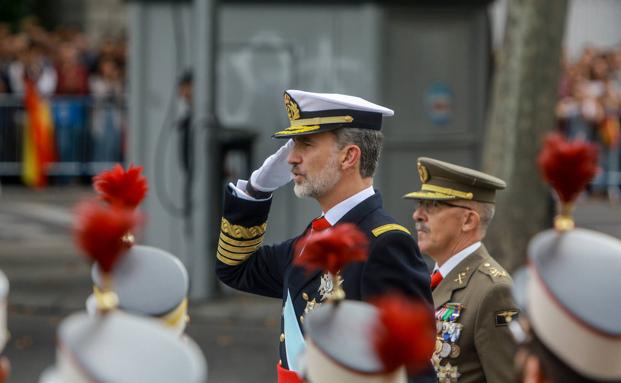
[284,92,300,121]
[417,162,429,183]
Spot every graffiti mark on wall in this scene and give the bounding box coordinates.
[217,31,366,127]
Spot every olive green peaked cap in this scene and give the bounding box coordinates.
[403,157,506,203]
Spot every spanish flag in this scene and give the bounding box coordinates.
[22,79,56,187]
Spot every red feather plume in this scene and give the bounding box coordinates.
[93,164,148,209]
[74,201,142,273]
[372,295,436,374]
[293,223,369,275]
[538,133,598,203]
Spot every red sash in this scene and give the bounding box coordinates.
[277,362,304,383]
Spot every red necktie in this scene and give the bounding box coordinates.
[430,270,443,290]
[311,216,331,231]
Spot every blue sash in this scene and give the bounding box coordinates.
[283,289,306,372]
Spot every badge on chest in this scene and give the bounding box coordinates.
[301,273,344,321]
[433,302,464,383]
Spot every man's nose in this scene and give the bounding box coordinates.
[412,206,426,222]
[287,145,301,165]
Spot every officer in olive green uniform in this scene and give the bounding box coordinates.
[403,157,518,383]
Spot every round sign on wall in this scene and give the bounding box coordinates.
[425,83,453,125]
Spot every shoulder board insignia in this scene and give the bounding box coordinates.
[495,309,519,326]
[372,224,411,237]
[479,262,509,279]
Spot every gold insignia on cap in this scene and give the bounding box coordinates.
[418,162,429,183]
[284,93,300,121]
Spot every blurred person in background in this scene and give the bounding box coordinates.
[612,48,621,87]
[89,56,125,163]
[580,54,607,133]
[52,41,89,174]
[0,33,27,172]
[556,46,621,201]
[596,69,621,202]
[579,52,621,201]
[4,38,56,183]
[54,41,88,95]
[0,23,12,93]
[7,39,57,98]
[176,70,193,216]
[93,37,126,76]
[556,50,585,139]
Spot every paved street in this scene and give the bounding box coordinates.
[0,185,619,382]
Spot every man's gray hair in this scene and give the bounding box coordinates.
[462,201,496,236]
[333,128,383,178]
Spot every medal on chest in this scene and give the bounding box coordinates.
[318,272,344,301]
[433,303,464,383]
[301,272,345,321]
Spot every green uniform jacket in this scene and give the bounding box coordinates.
[432,245,518,383]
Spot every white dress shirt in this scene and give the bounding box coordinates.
[322,186,375,224]
[229,180,375,224]
[434,241,482,277]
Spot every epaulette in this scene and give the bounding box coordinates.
[371,224,411,237]
[478,261,510,281]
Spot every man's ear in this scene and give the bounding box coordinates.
[462,209,480,233]
[340,145,361,171]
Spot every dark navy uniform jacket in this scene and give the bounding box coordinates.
[216,186,435,382]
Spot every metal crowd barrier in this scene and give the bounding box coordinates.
[0,94,126,178]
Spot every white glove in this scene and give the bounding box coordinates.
[249,139,294,193]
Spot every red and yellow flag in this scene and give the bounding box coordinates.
[22,79,56,187]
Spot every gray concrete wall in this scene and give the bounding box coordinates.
[127,3,194,268]
[379,5,490,229]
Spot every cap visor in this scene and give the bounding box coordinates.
[402,191,459,200]
[272,124,341,138]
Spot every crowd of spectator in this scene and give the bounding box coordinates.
[556,45,621,202]
[0,18,127,172]
[0,17,126,99]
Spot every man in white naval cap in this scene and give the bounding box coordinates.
[215,90,434,382]
[87,245,190,335]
